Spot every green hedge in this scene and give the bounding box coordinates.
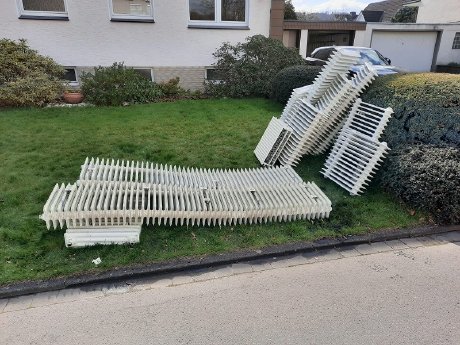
[364,73,460,224]
[81,62,163,106]
[362,73,460,148]
[381,145,460,225]
[271,65,322,104]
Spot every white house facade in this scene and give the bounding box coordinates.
[354,23,460,72]
[0,0,285,89]
[405,0,460,24]
[353,0,460,72]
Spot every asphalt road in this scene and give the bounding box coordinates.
[1,239,459,345]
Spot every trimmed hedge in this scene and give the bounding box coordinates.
[362,73,460,148]
[381,145,460,225]
[364,73,460,224]
[271,65,322,104]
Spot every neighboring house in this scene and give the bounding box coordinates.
[354,0,460,72]
[0,0,285,90]
[405,0,460,23]
[358,0,406,22]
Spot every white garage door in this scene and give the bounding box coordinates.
[371,31,438,72]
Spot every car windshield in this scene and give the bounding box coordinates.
[340,48,389,66]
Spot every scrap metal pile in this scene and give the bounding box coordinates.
[41,159,331,247]
[41,50,392,247]
[254,50,393,195]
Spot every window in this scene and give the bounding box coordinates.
[133,68,154,82]
[312,48,334,61]
[453,33,460,49]
[17,0,68,19]
[110,0,154,22]
[205,68,223,81]
[63,68,78,85]
[189,0,248,28]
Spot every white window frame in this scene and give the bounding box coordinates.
[188,0,249,28]
[109,0,155,22]
[16,0,68,19]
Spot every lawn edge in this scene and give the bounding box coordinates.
[1,224,459,299]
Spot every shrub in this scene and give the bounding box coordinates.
[205,35,305,98]
[158,77,185,97]
[0,39,64,107]
[362,73,460,148]
[80,62,163,106]
[271,65,322,104]
[381,145,460,224]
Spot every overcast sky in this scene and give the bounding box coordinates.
[292,0,375,13]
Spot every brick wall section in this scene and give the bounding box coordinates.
[153,66,206,91]
[75,66,206,91]
[270,0,285,41]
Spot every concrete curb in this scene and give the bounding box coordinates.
[1,224,459,299]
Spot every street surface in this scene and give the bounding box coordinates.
[1,233,459,345]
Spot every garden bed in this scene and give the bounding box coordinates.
[0,98,424,285]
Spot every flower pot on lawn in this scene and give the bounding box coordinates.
[63,91,84,104]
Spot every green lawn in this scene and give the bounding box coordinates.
[0,98,424,284]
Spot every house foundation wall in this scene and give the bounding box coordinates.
[73,66,206,91]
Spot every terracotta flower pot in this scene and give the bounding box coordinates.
[63,91,84,104]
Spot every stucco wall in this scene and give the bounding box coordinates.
[354,23,460,70]
[416,0,460,24]
[0,0,271,67]
[436,29,460,65]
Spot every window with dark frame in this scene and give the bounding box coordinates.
[133,68,154,82]
[206,68,223,81]
[453,33,460,49]
[18,0,67,18]
[22,0,65,12]
[63,68,78,83]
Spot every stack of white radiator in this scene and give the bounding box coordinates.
[41,158,332,247]
[254,117,292,166]
[321,99,393,195]
[255,49,378,167]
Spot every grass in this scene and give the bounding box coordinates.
[0,98,424,285]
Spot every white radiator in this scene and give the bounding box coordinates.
[339,98,393,141]
[306,50,361,104]
[321,130,389,195]
[256,52,378,167]
[321,98,393,195]
[41,158,333,246]
[79,157,304,188]
[41,180,332,229]
[254,117,292,166]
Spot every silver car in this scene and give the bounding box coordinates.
[306,46,403,76]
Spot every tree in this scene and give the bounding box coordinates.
[284,0,297,20]
[205,35,305,98]
[391,7,418,23]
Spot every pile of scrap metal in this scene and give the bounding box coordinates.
[254,49,393,195]
[41,51,393,247]
[41,159,331,247]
